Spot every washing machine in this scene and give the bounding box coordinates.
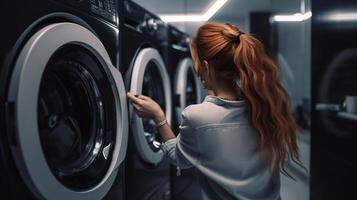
[166,24,203,200]
[0,0,128,199]
[118,0,172,199]
[167,25,203,133]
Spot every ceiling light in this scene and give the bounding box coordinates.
[324,12,357,21]
[159,0,228,22]
[273,11,312,22]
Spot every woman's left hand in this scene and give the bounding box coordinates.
[127,92,165,123]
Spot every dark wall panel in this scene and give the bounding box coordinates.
[311,0,357,199]
[249,12,272,54]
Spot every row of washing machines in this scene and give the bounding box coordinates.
[0,0,204,199]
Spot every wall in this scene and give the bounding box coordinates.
[310,0,357,198]
[131,0,271,36]
[168,18,246,37]
[271,0,311,113]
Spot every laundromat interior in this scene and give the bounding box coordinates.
[0,0,356,199]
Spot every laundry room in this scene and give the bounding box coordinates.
[0,0,356,200]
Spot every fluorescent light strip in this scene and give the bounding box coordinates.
[160,0,228,22]
[273,11,312,22]
[325,12,357,21]
[203,0,228,20]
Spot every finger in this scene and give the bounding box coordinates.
[133,109,144,115]
[137,95,151,100]
[127,92,142,104]
[132,102,142,111]
[134,112,145,118]
[133,109,147,118]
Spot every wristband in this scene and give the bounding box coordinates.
[156,119,167,127]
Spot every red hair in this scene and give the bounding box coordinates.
[190,22,303,179]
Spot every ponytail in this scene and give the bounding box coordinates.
[234,34,303,178]
[190,22,304,179]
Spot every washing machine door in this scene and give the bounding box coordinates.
[174,58,202,124]
[129,48,172,165]
[7,22,128,200]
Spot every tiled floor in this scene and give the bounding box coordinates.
[280,131,310,200]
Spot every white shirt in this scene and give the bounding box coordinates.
[162,95,281,200]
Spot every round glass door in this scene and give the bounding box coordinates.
[142,61,166,152]
[185,67,199,106]
[38,44,116,189]
[174,58,202,124]
[7,22,128,199]
[129,48,172,164]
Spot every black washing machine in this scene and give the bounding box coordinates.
[167,24,203,200]
[118,1,172,199]
[167,25,203,133]
[0,0,128,199]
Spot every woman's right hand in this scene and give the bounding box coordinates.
[127,92,166,123]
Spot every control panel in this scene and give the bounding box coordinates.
[56,0,118,24]
[89,0,117,23]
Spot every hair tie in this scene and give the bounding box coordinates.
[233,32,245,43]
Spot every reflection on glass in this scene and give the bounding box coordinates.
[37,45,116,189]
[142,61,166,152]
[271,0,311,199]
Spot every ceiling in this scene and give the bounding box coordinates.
[132,0,213,14]
[133,0,272,21]
[214,0,271,20]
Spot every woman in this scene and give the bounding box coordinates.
[127,23,302,200]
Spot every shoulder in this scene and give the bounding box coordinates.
[182,98,249,129]
[182,101,214,115]
[181,101,221,128]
